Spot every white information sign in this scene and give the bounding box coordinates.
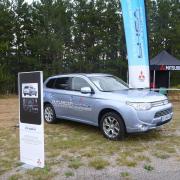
[18,71,44,168]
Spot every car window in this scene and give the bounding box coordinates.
[71,77,90,91]
[54,77,71,90]
[46,78,56,88]
[90,76,128,92]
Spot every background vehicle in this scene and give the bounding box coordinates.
[23,86,37,96]
[43,73,173,140]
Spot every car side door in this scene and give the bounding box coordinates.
[69,77,96,125]
[50,77,73,118]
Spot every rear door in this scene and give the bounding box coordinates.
[51,77,72,117]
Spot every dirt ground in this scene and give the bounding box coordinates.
[0,96,180,180]
[0,97,19,128]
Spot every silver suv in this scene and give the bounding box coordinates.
[43,73,173,140]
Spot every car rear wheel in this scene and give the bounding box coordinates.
[44,104,56,123]
[100,112,125,140]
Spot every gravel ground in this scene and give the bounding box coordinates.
[0,97,180,180]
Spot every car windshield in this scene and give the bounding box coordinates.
[89,76,129,92]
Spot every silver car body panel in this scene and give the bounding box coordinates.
[44,74,173,133]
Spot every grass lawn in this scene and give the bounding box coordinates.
[0,96,180,179]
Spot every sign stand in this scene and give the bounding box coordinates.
[18,71,44,168]
[21,164,35,170]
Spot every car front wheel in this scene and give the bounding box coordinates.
[100,112,126,140]
[44,104,56,123]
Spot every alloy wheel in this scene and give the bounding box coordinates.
[44,106,54,122]
[103,116,120,139]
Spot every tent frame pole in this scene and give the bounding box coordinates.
[169,71,171,88]
[153,70,156,89]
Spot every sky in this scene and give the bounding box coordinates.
[25,0,37,4]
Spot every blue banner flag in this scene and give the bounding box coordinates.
[121,0,150,88]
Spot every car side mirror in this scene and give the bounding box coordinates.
[80,87,92,94]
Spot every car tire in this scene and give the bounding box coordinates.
[44,104,57,124]
[100,112,126,140]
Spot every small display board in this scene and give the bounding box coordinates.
[18,71,44,168]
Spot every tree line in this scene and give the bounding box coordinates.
[0,0,180,94]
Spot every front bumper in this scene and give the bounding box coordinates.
[134,114,173,132]
[124,103,173,133]
[23,90,29,94]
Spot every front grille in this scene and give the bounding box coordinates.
[154,108,172,118]
[156,119,171,126]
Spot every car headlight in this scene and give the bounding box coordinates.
[126,102,152,111]
[163,99,169,105]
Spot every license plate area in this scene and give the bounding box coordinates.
[161,114,172,122]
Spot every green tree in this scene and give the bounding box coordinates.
[71,0,127,77]
[0,0,15,93]
[28,0,72,78]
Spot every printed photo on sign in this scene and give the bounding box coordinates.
[22,83,38,98]
[23,98,39,114]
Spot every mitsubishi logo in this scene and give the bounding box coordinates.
[37,159,41,166]
[138,71,145,81]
